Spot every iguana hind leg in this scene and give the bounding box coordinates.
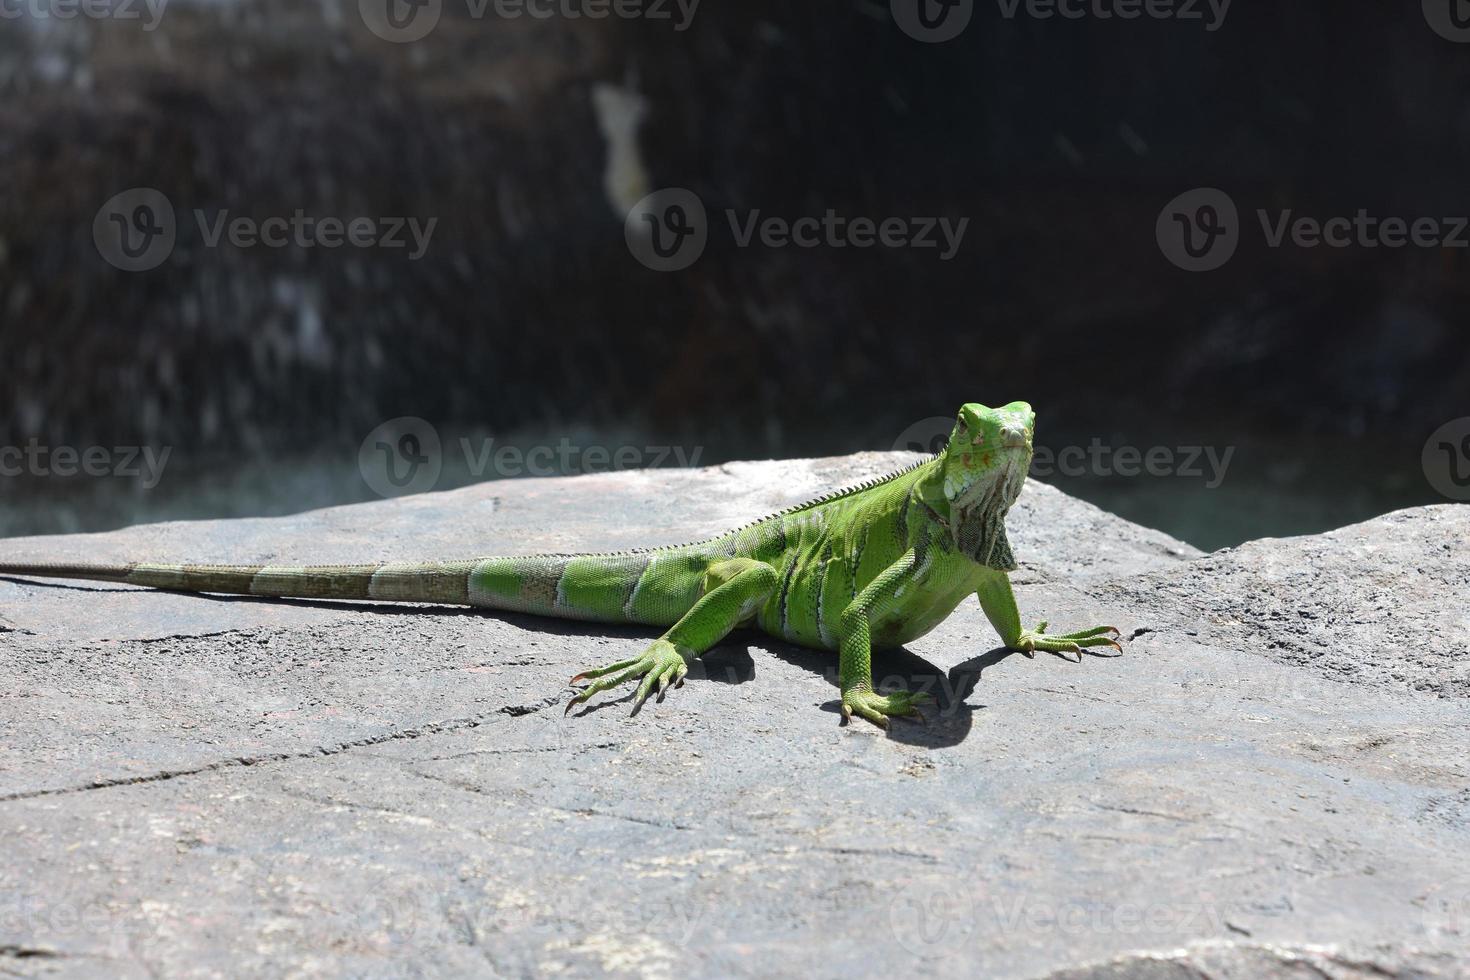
[566,558,779,715]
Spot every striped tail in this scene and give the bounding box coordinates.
[0,551,705,625]
[0,560,479,604]
[464,552,705,625]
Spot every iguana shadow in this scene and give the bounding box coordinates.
[715,638,1028,749]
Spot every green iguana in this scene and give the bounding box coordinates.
[0,402,1120,727]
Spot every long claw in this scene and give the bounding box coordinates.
[1015,622,1124,662]
[1052,625,1122,641]
[1074,635,1124,655]
[569,656,638,686]
[632,673,658,713]
[566,641,687,718]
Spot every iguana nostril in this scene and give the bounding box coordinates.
[1002,428,1028,448]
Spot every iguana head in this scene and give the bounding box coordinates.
[934,401,1034,567]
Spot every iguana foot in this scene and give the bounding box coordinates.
[1014,621,1122,662]
[566,639,690,715]
[840,687,931,729]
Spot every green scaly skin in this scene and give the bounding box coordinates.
[0,402,1121,728]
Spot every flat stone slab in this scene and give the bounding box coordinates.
[0,454,1465,978]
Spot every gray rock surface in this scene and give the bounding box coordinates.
[0,453,1466,978]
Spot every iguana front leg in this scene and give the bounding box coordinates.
[566,558,779,714]
[975,569,1121,662]
[837,550,934,728]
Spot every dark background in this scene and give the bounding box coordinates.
[1,0,1467,547]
